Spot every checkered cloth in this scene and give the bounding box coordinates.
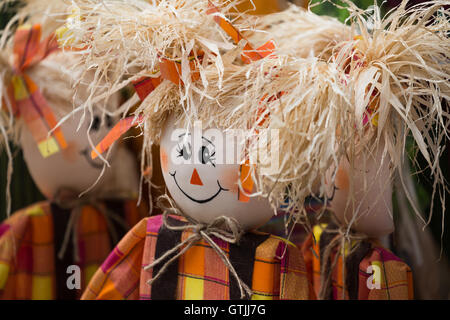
[301,224,414,300]
[82,214,316,300]
[0,199,146,300]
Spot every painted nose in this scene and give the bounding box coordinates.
[190,168,203,186]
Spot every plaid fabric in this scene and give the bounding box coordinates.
[0,199,146,300]
[82,214,315,300]
[301,224,414,300]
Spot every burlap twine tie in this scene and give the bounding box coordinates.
[144,195,253,299]
[53,188,129,263]
[317,221,368,300]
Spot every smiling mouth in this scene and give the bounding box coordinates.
[80,148,105,170]
[170,171,229,204]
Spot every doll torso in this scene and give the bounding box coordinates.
[0,199,146,300]
[82,214,314,300]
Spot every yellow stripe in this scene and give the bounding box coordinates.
[0,263,10,289]
[17,24,32,31]
[251,293,273,300]
[26,204,45,216]
[11,75,29,100]
[32,275,53,300]
[38,136,60,158]
[270,235,296,248]
[372,261,383,288]
[56,9,81,46]
[85,264,100,285]
[184,277,204,300]
[312,224,327,243]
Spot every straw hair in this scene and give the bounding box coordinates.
[62,0,354,213]
[60,0,254,99]
[62,0,449,227]
[331,0,449,227]
[1,0,70,40]
[248,3,351,60]
[0,0,76,137]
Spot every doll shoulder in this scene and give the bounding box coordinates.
[249,231,313,300]
[0,201,52,297]
[0,200,52,244]
[257,233,310,280]
[251,230,302,258]
[82,214,178,300]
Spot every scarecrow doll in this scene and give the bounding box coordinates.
[229,0,448,300]
[0,1,146,299]
[287,1,449,300]
[56,0,354,300]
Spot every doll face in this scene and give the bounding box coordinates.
[326,143,394,237]
[20,110,124,200]
[160,115,274,230]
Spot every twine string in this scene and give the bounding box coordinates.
[144,195,252,299]
[318,221,367,300]
[54,188,129,263]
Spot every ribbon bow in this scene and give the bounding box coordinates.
[144,195,253,299]
[7,24,67,158]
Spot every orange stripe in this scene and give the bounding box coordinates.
[13,25,41,71]
[183,240,205,277]
[91,115,143,159]
[252,258,278,294]
[238,160,253,202]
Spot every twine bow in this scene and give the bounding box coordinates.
[317,219,368,300]
[144,195,253,299]
[53,188,129,263]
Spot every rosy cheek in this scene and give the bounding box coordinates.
[335,165,349,191]
[219,167,240,193]
[160,148,169,173]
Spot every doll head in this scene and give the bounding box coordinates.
[160,115,273,230]
[1,42,138,201]
[0,2,141,208]
[19,51,138,200]
[20,108,119,200]
[326,142,394,237]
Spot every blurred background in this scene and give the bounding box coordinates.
[1,0,448,299]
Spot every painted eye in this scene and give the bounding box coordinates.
[199,145,215,167]
[91,116,101,131]
[106,115,114,128]
[177,143,191,160]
